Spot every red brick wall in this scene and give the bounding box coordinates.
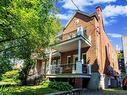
[75,78,83,88]
[61,12,98,72]
[95,6,119,74]
[61,48,89,64]
[60,7,119,74]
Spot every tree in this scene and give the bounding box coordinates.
[0,0,61,85]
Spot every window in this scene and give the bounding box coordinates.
[67,56,71,64]
[82,53,86,64]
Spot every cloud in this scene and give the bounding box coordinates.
[103,16,117,25]
[102,5,127,25]
[56,13,72,20]
[61,0,117,10]
[107,33,122,38]
[103,5,127,17]
[56,10,74,20]
[62,0,87,11]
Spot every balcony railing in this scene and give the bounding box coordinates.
[55,30,90,43]
[47,63,91,75]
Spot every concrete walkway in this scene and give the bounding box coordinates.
[80,89,127,95]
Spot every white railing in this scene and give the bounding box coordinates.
[55,30,90,43]
[47,63,91,75]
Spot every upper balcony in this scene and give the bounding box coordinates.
[52,26,91,52]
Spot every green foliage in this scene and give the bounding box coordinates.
[118,52,124,59]
[0,86,13,95]
[18,59,35,85]
[0,58,12,81]
[0,85,57,95]
[2,70,20,84]
[0,0,61,85]
[48,81,73,91]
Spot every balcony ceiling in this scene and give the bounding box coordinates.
[52,36,91,52]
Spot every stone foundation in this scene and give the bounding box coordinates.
[87,72,100,90]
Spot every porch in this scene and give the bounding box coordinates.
[46,62,91,78]
[47,26,92,78]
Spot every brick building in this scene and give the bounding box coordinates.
[36,6,120,89]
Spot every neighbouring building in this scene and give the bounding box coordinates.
[122,36,127,75]
[118,50,125,74]
[32,6,120,89]
[117,50,125,86]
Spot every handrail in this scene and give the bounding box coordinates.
[55,30,90,43]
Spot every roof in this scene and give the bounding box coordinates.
[63,10,98,30]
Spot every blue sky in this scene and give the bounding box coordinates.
[55,0,127,50]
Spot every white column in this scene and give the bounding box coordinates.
[76,39,82,74]
[48,48,52,74]
[78,39,81,61]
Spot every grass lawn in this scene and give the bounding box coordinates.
[103,88,127,95]
[81,88,127,95]
[0,82,57,95]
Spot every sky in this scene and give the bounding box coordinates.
[55,0,127,50]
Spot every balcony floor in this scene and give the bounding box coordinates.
[46,73,91,78]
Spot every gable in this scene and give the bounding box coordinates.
[63,12,96,35]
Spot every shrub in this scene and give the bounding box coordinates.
[48,81,73,91]
[1,70,20,84]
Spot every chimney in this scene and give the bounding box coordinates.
[96,6,104,30]
[96,6,102,19]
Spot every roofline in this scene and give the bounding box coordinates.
[63,10,98,30]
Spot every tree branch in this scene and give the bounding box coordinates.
[0,33,29,43]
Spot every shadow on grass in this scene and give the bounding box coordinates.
[11,86,57,95]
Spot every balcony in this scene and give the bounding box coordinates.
[52,27,91,52]
[46,63,92,78]
[56,30,90,43]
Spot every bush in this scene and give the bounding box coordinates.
[1,70,20,84]
[48,81,73,91]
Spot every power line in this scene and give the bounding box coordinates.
[71,0,80,11]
